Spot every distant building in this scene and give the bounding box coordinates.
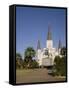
[36,25,62,67]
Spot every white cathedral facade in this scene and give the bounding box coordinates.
[36,26,62,67]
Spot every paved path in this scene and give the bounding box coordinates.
[16,68,66,83]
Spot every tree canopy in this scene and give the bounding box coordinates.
[60,47,66,56]
[24,47,35,58]
[53,55,66,76]
[16,47,39,69]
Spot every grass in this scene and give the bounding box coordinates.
[16,68,66,84]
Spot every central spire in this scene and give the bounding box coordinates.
[37,40,41,50]
[46,24,53,49]
[58,40,62,49]
[47,25,52,40]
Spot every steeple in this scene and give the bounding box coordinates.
[58,40,62,49]
[47,25,52,40]
[37,40,41,50]
[46,25,53,49]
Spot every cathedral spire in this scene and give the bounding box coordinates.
[37,40,41,50]
[47,25,52,40]
[58,40,62,49]
[46,25,53,49]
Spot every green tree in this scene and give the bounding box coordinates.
[60,56,66,76]
[24,47,35,59]
[16,53,22,60]
[53,56,66,76]
[16,53,23,69]
[24,47,36,68]
[54,56,61,76]
[31,60,39,68]
[60,47,66,56]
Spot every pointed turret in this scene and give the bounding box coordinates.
[47,25,52,40]
[37,40,41,50]
[46,25,53,49]
[58,40,62,49]
[58,40,62,55]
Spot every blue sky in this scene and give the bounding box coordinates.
[16,6,66,57]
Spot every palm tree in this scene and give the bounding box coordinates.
[24,47,36,68]
[24,47,35,58]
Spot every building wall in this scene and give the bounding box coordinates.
[47,40,53,49]
[37,47,60,66]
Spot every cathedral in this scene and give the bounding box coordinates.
[36,25,62,67]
